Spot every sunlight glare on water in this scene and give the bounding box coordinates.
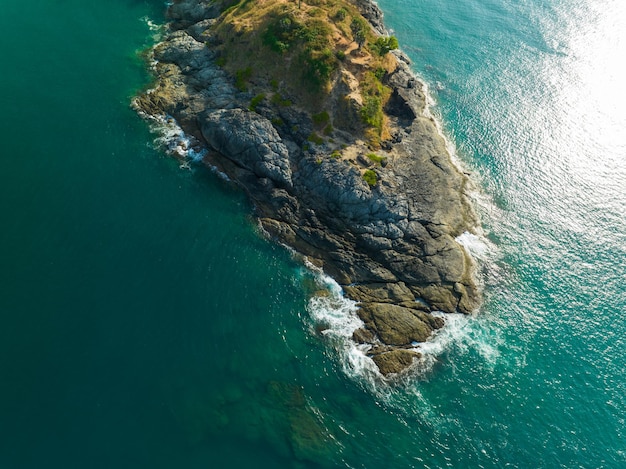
[552,0,626,186]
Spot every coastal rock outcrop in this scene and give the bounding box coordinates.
[200,109,293,189]
[371,349,422,376]
[134,0,481,377]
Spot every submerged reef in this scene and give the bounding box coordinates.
[134,0,481,377]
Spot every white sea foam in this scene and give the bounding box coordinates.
[456,231,491,260]
[416,312,498,361]
[133,108,230,177]
[141,17,162,33]
[139,16,165,51]
[302,263,381,383]
[307,276,360,339]
[150,114,207,162]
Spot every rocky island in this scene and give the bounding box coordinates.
[134,0,481,376]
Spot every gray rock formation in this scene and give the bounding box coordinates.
[200,109,293,189]
[133,0,481,377]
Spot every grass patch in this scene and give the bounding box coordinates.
[366,152,386,165]
[359,71,392,137]
[307,132,324,145]
[334,7,348,21]
[235,67,252,91]
[271,93,292,107]
[301,47,337,88]
[249,93,266,111]
[364,128,381,149]
[312,110,330,125]
[361,96,383,130]
[262,13,338,90]
[373,67,386,81]
[363,169,378,186]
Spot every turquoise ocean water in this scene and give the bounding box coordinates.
[1,0,625,467]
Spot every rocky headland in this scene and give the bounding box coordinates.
[134,0,481,376]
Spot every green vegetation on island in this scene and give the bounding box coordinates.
[207,0,399,154]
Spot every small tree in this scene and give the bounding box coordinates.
[373,36,399,56]
[350,17,368,49]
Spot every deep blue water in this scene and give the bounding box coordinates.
[1,0,624,467]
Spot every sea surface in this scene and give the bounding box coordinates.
[1,0,625,467]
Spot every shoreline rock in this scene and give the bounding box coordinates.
[133,0,481,377]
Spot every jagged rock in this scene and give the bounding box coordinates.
[353,0,388,34]
[200,109,293,189]
[357,303,443,345]
[169,0,220,28]
[154,30,214,71]
[343,282,415,304]
[456,281,480,313]
[385,88,417,123]
[371,349,421,375]
[352,327,376,344]
[412,284,459,313]
[331,71,364,133]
